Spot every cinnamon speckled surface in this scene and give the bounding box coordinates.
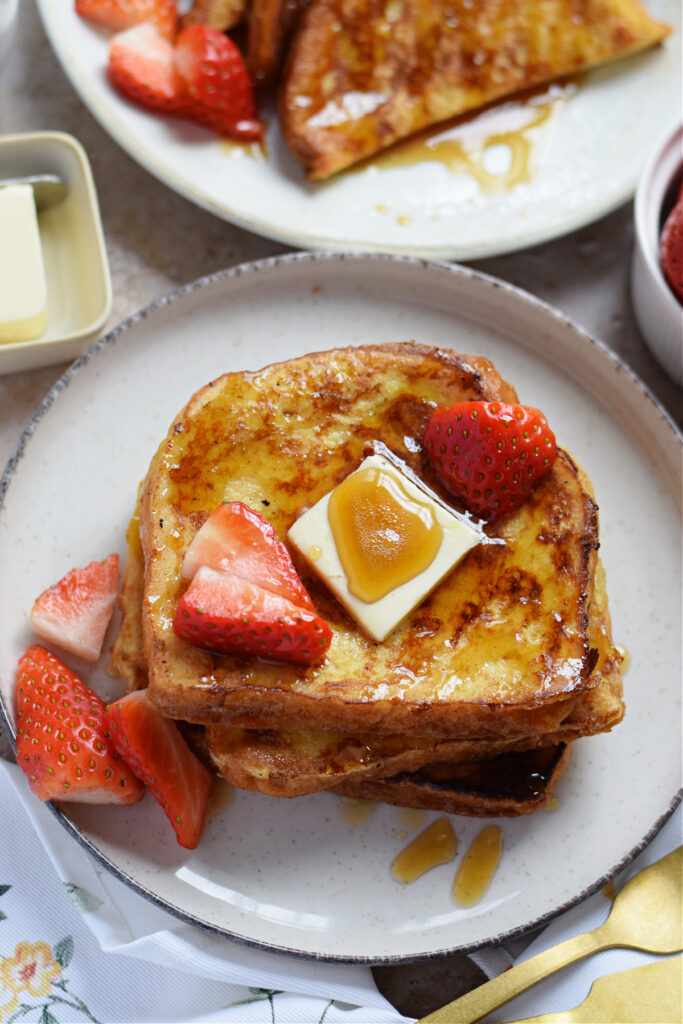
[0,0,680,1014]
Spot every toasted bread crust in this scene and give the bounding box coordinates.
[280,0,670,179]
[336,743,573,816]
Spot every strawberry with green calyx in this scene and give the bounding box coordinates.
[30,554,119,664]
[174,567,332,663]
[15,645,145,805]
[424,401,557,522]
[104,691,212,849]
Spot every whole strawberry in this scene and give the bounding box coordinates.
[660,197,683,304]
[424,402,557,521]
[15,645,145,805]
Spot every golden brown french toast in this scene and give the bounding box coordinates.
[112,505,622,797]
[204,557,622,794]
[338,743,573,816]
[136,343,606,740]
[280,0,671,179]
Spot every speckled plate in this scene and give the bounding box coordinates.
[0,253,680,962]
[35,0,681,259]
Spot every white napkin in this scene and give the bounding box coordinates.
[0,759,412,1024]
[470,802,682,1021]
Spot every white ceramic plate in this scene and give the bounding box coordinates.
[36,0,681,259]
[0,253,680,962]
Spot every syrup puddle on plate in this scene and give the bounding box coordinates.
[615,644,631,673]
[391,817,457,883]
[219,139,267,162]
[340,798,376,826]
[365,79,579,194]
[205,777,235,823]
[452,824,503,907]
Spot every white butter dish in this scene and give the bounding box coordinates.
[0,131,112,375]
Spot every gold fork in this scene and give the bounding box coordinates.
[507,956,683,1024]
[418,845,683,1024]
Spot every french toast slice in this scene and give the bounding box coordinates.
[337,743,573,816]
[136,343,605,739]
[280,0,671,179]
[112,509,622,797]
[205,558,623,794]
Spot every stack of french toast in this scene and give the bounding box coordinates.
[110,343,624,817]
[182,0,670,178]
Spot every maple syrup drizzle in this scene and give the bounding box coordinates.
[398,807,427,830]
[452,825,503,906]
[602,880,616,900]
[328,464,442,602]
[205,777,234,823]
[218,139,267,161]
[615,644,631,673]
[363,81,578,194]
[391,817,457,883]
[340,798,376,826]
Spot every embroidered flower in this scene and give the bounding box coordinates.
[0,940,62,999]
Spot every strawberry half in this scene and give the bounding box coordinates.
[424,402,557,522]
[30,554,119,664]
[108,23,186,115]
[75,0,178,40]
[174,567,332,663]
[105,691,212,849]
[181,501,314,610]
[15,646,145,805]
[175,24,262,140]
[660,198,683,304]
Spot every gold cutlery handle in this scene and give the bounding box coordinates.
[419,928,606,1024]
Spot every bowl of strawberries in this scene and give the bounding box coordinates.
[631,119,683,387]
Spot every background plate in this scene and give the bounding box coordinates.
[0,253,680,962]
[36,0,681,259]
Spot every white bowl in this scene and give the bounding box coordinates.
[631,120,683,386]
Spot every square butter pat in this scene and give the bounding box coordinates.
[288,453,481,641]
[0,184,47,343]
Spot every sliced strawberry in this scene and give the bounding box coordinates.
[424,402,557,522]
[175,24,262,140]
[30,554,119,664]
[76,0,178,40]
[173,566,332,663]
[105,691,212,849]
[108,23,185,115]
[182,501,314,609]
[15,646,145,805]
[660,198,683,304]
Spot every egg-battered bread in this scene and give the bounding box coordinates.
[280,0,670,179]
[338,742,573,816]
[131,344,617,743]
[112,524,622,797]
